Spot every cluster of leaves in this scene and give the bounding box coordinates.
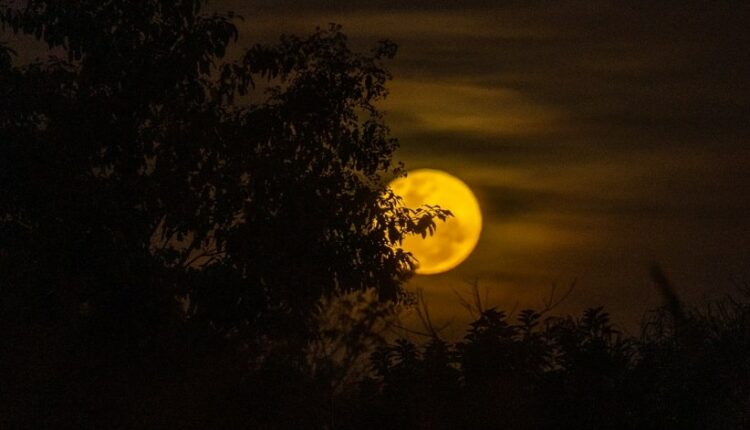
[1,1,449,427]
[342,300,750,430]
[0,0,450,341]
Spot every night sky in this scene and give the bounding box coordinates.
[13,1,749,332]
[218,0,750,333]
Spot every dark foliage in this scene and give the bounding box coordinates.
[0,0,448,428]
[348,299,750,430]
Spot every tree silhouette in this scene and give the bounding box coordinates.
[0,1,448,427]
[344,293,750,430]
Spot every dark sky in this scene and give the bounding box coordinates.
[232,1,750,333]
[12,1,750,333]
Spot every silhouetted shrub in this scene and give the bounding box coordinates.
[348,296,750,430]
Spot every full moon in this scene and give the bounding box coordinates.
[389,169,482,275]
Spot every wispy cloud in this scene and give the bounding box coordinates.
[215,0,750,328]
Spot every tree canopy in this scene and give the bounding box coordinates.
[0,0,448,342]
[1,2,451,425]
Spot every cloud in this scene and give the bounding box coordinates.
[215,0,750,329]
[384,79,564,137]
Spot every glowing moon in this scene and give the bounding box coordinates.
[389,169,482,275]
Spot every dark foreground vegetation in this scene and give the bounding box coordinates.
[359,290,750,430]
[1,1,748,428]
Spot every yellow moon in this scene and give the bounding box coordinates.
[389,169,482,275]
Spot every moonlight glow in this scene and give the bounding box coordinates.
[389,169,482,275]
